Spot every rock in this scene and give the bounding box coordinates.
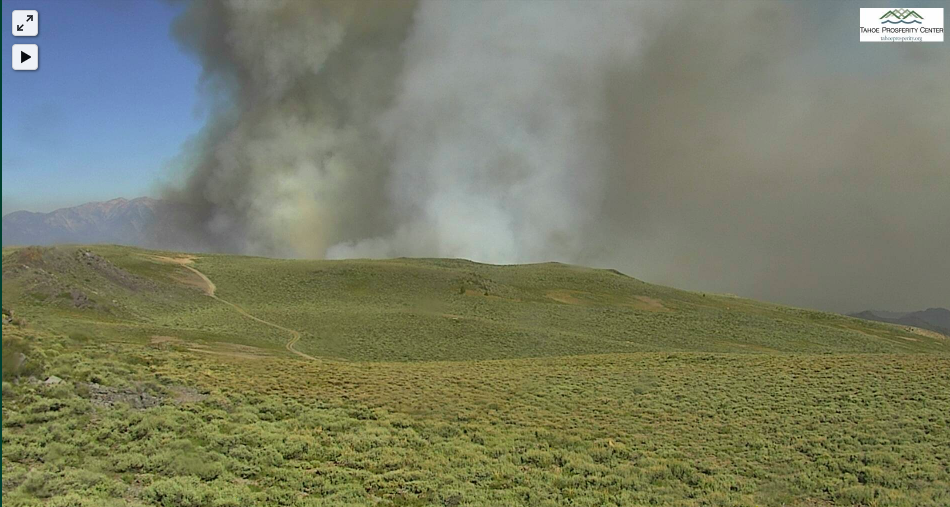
[169,386,208,405]
[13,352,27,370]
[44,375,63,385]
[85,382,162,409]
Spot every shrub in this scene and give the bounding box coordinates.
[143,476,212,507]
[2,335,44,380]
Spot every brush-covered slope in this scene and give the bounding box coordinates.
[4,245,950,507]
[3,245,946,361]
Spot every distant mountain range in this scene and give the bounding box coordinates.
[2,197,162,248]
[849,308,950,337]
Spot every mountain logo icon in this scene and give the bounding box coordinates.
[880,8,924,24]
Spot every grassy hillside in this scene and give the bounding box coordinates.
[3,245,945,360]
[3,245,949,506]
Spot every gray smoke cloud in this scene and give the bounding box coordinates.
[162,0,949,312]
[161,0,417,257]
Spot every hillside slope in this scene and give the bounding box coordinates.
[3,245,946,360]
[3,245,949,507]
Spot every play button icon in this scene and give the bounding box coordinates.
[12,44,38,70]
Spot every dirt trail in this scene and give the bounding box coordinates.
[154,256,315,361]
[211,294,316,361]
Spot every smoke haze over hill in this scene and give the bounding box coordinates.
[159,0,949,312]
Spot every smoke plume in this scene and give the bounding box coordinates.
[162,0,949,312]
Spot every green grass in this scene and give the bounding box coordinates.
[190,253,950,359]
[2,245,949,506]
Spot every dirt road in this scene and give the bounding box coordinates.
[156,256,316,361]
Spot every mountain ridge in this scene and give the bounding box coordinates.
[849,307,950,337]
[2,197,162,248]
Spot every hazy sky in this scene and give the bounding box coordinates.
[1,0,201,215]
[1,0,947,313]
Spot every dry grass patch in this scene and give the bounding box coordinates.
[545,290,587,305]
[627,295,668,312]
[149,334,272,360]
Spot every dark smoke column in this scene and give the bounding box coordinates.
[160,0,417,257]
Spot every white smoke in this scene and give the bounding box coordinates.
[327,1,648,263]
[164,0,950,312]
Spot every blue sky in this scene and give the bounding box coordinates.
[2,0,202,214]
